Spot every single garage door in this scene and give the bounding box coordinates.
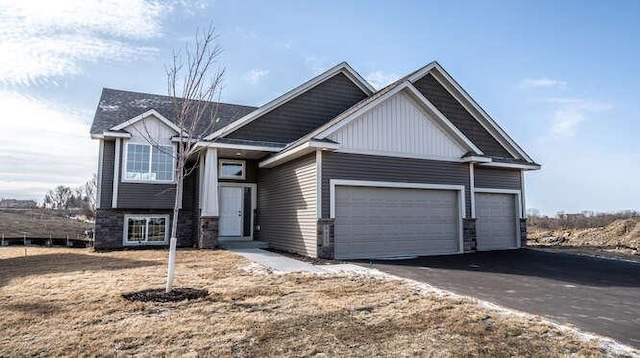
[476,192,518,251]
[334,186,460,259]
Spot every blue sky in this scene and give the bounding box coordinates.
[1,0,638,215]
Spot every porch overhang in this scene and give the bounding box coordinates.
[258,140,339,168]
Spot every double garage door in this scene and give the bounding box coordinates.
[334,186,461,260]
[333,185,519,260]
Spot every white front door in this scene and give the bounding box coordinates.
[219,186,243,236]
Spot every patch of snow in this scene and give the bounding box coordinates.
[131,98,171,108]
[242,262,273,275]
[99,104,119,111]
[315,264,640,357]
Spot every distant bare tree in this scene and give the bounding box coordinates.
[41,175,97,218]
[160,24,224,292]
[528,210,640,230]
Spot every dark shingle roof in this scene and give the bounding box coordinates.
[90,88,257,136]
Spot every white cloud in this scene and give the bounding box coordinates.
[0,0,173,86]
[0,0,209,200]
[519,77,567,89]
[0,91,96,200]
[304,56,329,75]
[365,71,400,89]
[539,98,613,136]
[244,69,269,85]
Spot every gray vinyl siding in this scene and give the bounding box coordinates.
[116,142,176,209]
[218,158,258,183]
[257,154,317,257]
[99,140,115,209]
[321,152,471,218]
[474,167,522,190]
[227,73,368,143]
[413,74,513,158]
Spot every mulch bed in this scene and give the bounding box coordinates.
[122,288,209,303]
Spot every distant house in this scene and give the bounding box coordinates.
[0,199,37,209]
[90,61,540,259]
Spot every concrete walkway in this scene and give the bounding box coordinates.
[228,248,370,274]
[229,248,327,273]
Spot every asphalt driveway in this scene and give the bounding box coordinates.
[360,249,640,348]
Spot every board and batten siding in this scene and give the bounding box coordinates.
[413,73,513,158]
[116,114,178,209]
[227,73,368,143]
[321,152,471,218]
[99,140,115,209]
[327,91,465,160]
[257,154,317,257]
[474,167,522,190]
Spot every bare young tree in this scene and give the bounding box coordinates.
[163,25,225,292]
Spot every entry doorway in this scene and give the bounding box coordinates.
[218,183,256,240]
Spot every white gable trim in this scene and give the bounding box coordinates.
[110,109,182,134]
[411,63,534,162]
[204,62,375,140]
[317,82,483,155]
[258,140,339,168]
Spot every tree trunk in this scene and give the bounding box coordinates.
[165,151,184,293]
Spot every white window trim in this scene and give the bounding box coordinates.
[473,188,523,249]
[123,214,170,246]
[329,179,466,254]
[219,159,246,180]
[121,142,176,184]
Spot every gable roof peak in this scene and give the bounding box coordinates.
[203,60,375,140]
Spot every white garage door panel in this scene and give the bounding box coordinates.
[476,193,518,251]
[334,186,459,259]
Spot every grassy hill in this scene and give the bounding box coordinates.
[528,218,639,257]
[0,208,93,238]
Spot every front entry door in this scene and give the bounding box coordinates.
[219,186,243,236]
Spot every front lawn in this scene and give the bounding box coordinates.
[0,248,609,356]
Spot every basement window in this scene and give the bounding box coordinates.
[123,215,169,245]
[219,159,246,180]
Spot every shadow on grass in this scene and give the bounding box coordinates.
[355,248,640,288]
[5,301,62,315]
[0,252,161,288]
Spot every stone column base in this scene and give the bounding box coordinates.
[317,218,335,259]
[463,218,477,252]
[519,218,527,247]
[199,216,219,249]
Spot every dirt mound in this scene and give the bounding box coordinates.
[528,218,640,254]
[122,288,209,303]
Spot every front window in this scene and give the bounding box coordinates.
[219,159,245,180]
[125,143,174,182]
[124,215,169,245]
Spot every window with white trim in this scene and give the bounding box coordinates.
[124,215,169,245]
[219,159,246,180]
[124,143,175,182]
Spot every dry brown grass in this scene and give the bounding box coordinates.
[0,209,92,238]
[0,247,605,357]
[529,218,640,258]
